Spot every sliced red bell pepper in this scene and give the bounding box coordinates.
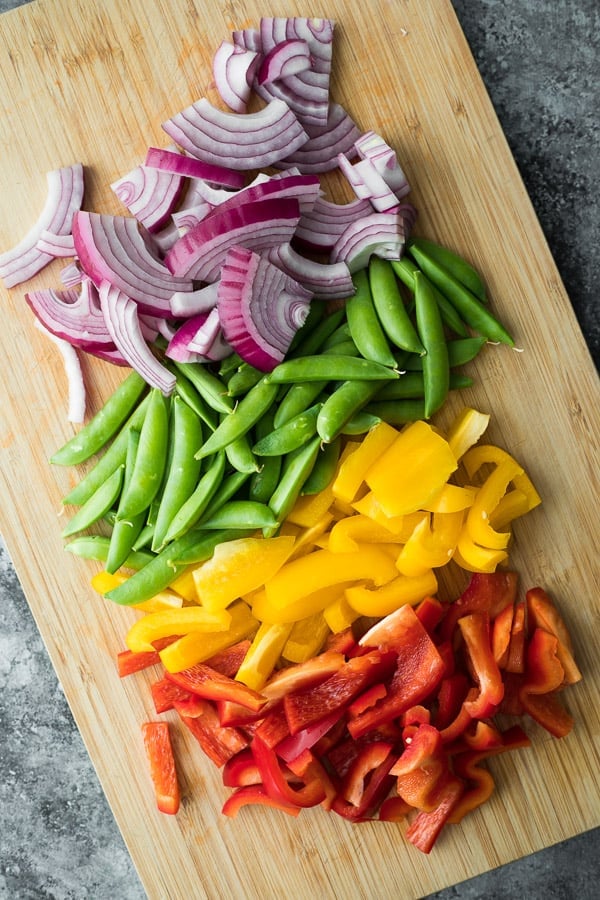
[286,749,338,810]
[325,626,358,655]
[276,709,344,763]
[518,628,574,737]
[438,687,479,743]
[175,697,249,767]
[439,571,518,642]
[205,639,252,678]
[141,721,180,815]
[505,600,526,673]
[262,650,346,701]
[526,587,582,685]
[167,662,267,712]
[405,776,464,853]
[251,735,326,808]
[415,595,446,633]
[254,703,293,750]
[458,613,504,719]
[378,795,412,821]
[391,724,448,812]
[347,682,388,718]
[331,742,396,821]
[222,748,261,787]
[117,636,180,677]
[434,673,470,731]
[150,676,192,714]
[222,784,300,818]
[492,601,514,668]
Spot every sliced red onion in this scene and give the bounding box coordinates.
[145,146,245,189]
[0,163,84,288]
[182,179,236,207]
[232,27,262,53]
[170,282,219,317]
[255,18,334,127]
[257,39,311,85]
[111,163,184,233]
[150,219,181,254]
[73,211,193,315]
[274,103,360,174]
[337,154,401,213]
[165,312,210,363]
[165,197,302,283]
[211,172,320,218]
[355,131,410,197]
[24,279,114,350]
[162,98,308,170]
[212,41,260,113]
[265,243,354,299]
[98,281,176,394]
[34,318,86,423]
[186,307,232,360]
[218,245,312,371]
[36,230,76,258]
[171,202,212,233]
[330,212,407,273]
[294,195,373,251]
[60,261,84,287]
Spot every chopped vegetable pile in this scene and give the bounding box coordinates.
[0,12,583,859]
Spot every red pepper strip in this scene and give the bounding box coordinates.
[391,724,448,812]
[254,704,294,750]
[325,627,357,655]
[331,744,397,821]
[217,698,272,728]
[439,686,479,743]
[447,724,531,824]
[434,673,470,731]
[284,649,397,736]
[518,628,574,737]
[222,748,261,787]
[415,595,446,633]
[286,749,338,810]
[205,639,252,677]
[526,587,582,685]
[458,613,504,719]
[498,672,525,717]
[276,709,344,763]
[491,602,514,668]
[262,650,346,701]
[222,785,300,818]
[150,676,192,714]
[141,721,180,815]
[402,705,431,729]
[166,663,267,712]
[378,795,412,821]
[251,735,326,809]
[117,636,180,677]
[347,682,387,718]
[505,600,526,673]
[175,698,249,767]
[439,571,519,643]
[349,610,446,740]
[405,776,464,854]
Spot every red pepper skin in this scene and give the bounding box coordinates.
[222,784,301,818]
[331,743,396,821]
[405,777,464,854]
[378,795,412,821]
[415,595,446,633]
[505,600,526,674]
[325,627,357,655]
[286,749,338,810]
[492,602,514,668]
[518,628,574,737]
[434,673,470,731]
[150,676,192,714]
[458,613,504,719]
[141,722,180,815]
[222,748,261,787]
[167,663,267,712]
[391,724,449,812]
[175,697,249,767]
[439,571,519,643]
[117,636,179,677]
[205,639,252,678]
[276,709,343,763]
[439,687,479,743]
[526,587,582,685]
[251,736,326,808]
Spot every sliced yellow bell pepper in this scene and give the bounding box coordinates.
[345,569,438,618]
[396,510,465,577]
[282,612,331,663]
[323,592,361,632]
[192,535,296,611]
[283,513,334,560]
[168,568,199,603]
[126,606,231,653]
[327,513,405,553]
[90,571,184,612]
[489,489,532,530]
[352,491,419,537]
[422,483,477,514]
[332,422,398,503]
[465,457,523,550]
[447,407,490,461]
[235,622,294,690]
[454,532,508,573]
[286,484,336,529]
[365,420,458,517]
[462,444,542,515]
[252,581,360,625]
[158,600,258,673]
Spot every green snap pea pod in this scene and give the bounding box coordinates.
[407,237,487,302]
[401,336,487,371]
[62,393,151,507]
[252,403,321,456]
[364,398,427,425]
[391,258,469,338]
[341,410,382,435]
[170,364,217,431]
[301,435,342,495]
[289,306,346,357]
[408,244,514,345]
[117,389,170,520]
[106,429,147,573]
[345,268,397,367]
[375,371,474,401]
[249,410,282,503]
[287,298,326,352]
[132,522,155,551]
[162,450,226,544]
[197,500,278,531]
[170,359,233,415]
[61,465,124,538]
[227,362,264,397]
[50,371,147,466]
[170,528,254,565]
[368,256,424,355]
[195,377,279,460]
[414,271,450,418]
[320,320,352,350]
[201,469,251,521]
[218,352,244,380]
[316,379,385,443]
[64,535,155,570]
[266,434,322,535]
[225,431,261,473]
[151,397,204,552]
[266,355,399,385]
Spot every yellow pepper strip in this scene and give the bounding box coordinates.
[323,592,361,633]
[446,407,490,462]
[352,491,417,536]
[489,489,532,531]
[422,483,477,514]
[90,571,184,612]
[168,569,199,603]
[252,581,359,625]
[286,483,336,529]
[461,444,542,513]
[263,545,398,611]
[454,532,508,573]
[365,420,458,517]
[282,612,331,663]
[345,569,438,618]
[332,423,398,503]
[192,535,296,612]
[327,514,405,553]
[396,510,465,577]
[235,622,294,690]
[283,513,334,560]
[465,458,524,550]
[159,600,258,673]
[126,606,231,653]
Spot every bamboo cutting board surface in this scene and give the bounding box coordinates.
[1,1,599,897]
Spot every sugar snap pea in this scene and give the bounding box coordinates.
[345,268,397,367]
[317,380,384,443]
[170,359,233,415]
[117,389,170,520]
[266,434,322,535]
[64,535,154,570]
[106,429,146,573]
[401,336,487,371]
[391,258,469,337]
[364,399,428,425]
[225,431,262,473]
[249,410,283,503]
[415,270,450,418]
[301,436,342,495]
[227,362,264,397]
[253,403,321,456]
[198,500,278,531]
[375,371,473,401]
[341,410,382,434]
[408,244,514,345]
[201,470,251,521]
[266,355,399,384]
[162,450,226,544]
[289,306,345,358]
[61,465,124,538]
[195,377,279,460]
[368,257,424,355]
[50,371,147,466]
[407,237,487,302]
[170,364,217,431]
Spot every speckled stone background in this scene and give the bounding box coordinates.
[0,1,598,898]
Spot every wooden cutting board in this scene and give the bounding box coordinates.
[1,1,599,896]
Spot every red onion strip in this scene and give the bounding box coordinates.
[265,243,354,299]
[111,164,184,233]
[25,280,115,350]
[34,318,86,423]
[36,230,77,258]
[257,39,311,85]
[294,195,373,251]
[212,41,260,114]
[170,282,219,317]
[145,146,245,189]
[274,103,360,174]
[330,212,407,273]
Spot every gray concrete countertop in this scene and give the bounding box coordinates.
[0,1,598,898]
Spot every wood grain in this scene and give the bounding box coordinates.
[1,1,599,897]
